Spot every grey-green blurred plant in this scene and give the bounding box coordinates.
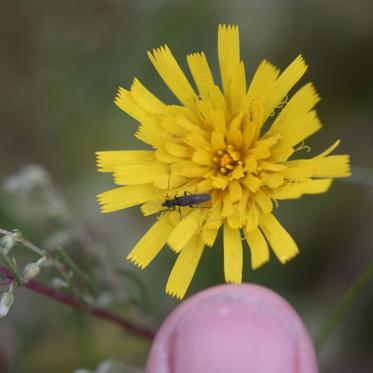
[74,359,143,373]
[316,262,373,353]
[0,165,153,340]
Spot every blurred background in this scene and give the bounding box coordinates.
[1,1,373,372]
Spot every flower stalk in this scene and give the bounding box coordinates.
[0,265,155,340]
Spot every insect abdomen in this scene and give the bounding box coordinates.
[176,193,211,206]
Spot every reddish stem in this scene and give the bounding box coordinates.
[0,265,155,340]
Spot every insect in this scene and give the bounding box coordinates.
[162,191,211,210]
[161,171,211,218]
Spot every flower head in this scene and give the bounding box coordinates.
[96,25,350,299]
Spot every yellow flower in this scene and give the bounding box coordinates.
[96,25,350,299]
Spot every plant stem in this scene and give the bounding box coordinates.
[315,263,373,353]
[0,227,46,257]
[0,265,155,340]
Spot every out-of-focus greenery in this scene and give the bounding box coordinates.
[1,1,373,372]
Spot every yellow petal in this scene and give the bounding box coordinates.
[97,184,157,213]
[243,155,257,172]
[272,179,333,199]
[167,209,204,252]
[273,111,322,151]
[135,121,163,148]
[221,193,234,217]
[313,155,351,178]
[211,174,229,190]
[155,149,182,163]
[245,203,259,232]
[136,124,163,147]
[209,108,226,132]
[250,135,279,159]
[218,24,246,112]
[227,211,242,229]
[127,213,173,268]
[264,55,308,120]
[96,151,155,173]
[184,131,210,149]
[153,174,188,190]
[241,174,262,192]
[227,112,244,148]
[114,87,149,123]
[261,173,284,188]
[231,164,245,179]
[242,122,257,150]
[168,105,202,125]
[204,198,223,229]
[201,227,220,247]
[268,83,320,136]
[141,197,164,216]
[247,60,280,104]
[270,147,294,163]
[259,161,286,172]
[148,45,197,108]
[130,78,167,114]
[228,180,243,202]
[260,213,299,264]
[282,141,351,179]
[211,131,226,151]
[192,148,214,166]
[245,228,270,269]
[223,223,243,283]
[166,236,204,299]
[114,162,168,185]
[195,178,213,193]
[237,189,249,218]
[187,52,215,99]
[165,142,191,158]
[171,161,209,178]
[160,117,189,138]
[255,191,273,214]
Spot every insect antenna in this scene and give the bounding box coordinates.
[165,167,171,201]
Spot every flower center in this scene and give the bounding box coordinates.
[212,144,243,176]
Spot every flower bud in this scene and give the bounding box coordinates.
[22,262,40,281]
[0,291,14,318]
[51,278,69,289]
[11,229,22,240]
[36,257,49,267]
[0,235,15,254]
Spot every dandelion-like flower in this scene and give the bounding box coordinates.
[96,25,350,299]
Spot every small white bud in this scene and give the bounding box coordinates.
[22,262,40,281]
[51,278,69,289]
[0,235,15,254]
[96,360,126,373]
[11,229,22,240]
[95,292,113,307]
[36,257,49,267]
[82,294,94,305]
[0,291,14,318]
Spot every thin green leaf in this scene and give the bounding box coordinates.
[117,268,150,312]
[0,251,22,286]
[58,248,97,294]
[316,263,373,353]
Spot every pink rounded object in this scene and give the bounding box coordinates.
[146,284,318,373]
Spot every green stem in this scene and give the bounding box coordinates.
[315,263,373,353]
[58,248,96,294]
[0,250,22,286]
[117,268,150,311]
